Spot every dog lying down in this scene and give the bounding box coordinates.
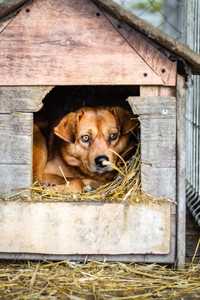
[33,106,138,193]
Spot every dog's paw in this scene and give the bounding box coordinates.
[83,185,95,192]
[41,182,56,187]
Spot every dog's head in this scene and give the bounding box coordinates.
[54,107,137,176]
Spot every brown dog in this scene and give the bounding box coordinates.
[33,106,137,192]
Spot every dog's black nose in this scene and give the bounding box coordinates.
[95,155,109,168]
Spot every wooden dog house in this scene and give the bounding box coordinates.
[1,0,200,266]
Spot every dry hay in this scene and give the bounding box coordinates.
[2,144,174,205]
[0,261,199,299]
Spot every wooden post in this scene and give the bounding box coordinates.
[128,95,176,201]
[128,90,177,265]
[176,75,186,267]
[0,86,52,195]
[0,112,33,195]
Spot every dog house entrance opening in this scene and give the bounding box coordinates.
[33,86,140,198]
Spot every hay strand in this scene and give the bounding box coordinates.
[0,261,199,299]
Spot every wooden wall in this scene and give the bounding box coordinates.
[0,87,51,195]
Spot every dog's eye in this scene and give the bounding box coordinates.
[109,132,118,141]
[81,135,90,143]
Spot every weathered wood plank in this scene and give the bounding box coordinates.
[0,87,52,113]
[128,96,176,116]
[0,251,175,263]
[140,86,176,96]
[141,165,176,200]
[0,0,164,85]
[0,135,31,164]
[141,140,175,168]
[0,113,32,164]
[128,96,176,203]
[0,112,32,135]
[128,97,176,169]
[0,213,176,263]
[0,201,171,255]
[104,13,177,86]
[0,164,31,195]
[176,75,186,267]
[140,117,176,168]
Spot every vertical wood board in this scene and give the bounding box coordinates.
[141,166,176,200]
[128,96,176,201]
[0,113,32,164]
[138,117,176,168]
[0,112,32,194]
[0,164,32,195]
[176,75,186,267]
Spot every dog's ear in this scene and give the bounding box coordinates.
[110,107,137,135]
[54,112,77,143]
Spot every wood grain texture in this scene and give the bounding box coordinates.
[0,0,164,85]
[176,75,186,267]
[128,96,176,201]
[140,86,176,96]
[128,94,176,263]
[128,96,176,117]
[0,201,171,255]
[141,166,176,200]
[0,211,176,263]
[0,113,32,164]
[0,86,53,113]
[104,13,177,86]
[0,112,32,194]
[140,117,176,169]
[0,164,31,195]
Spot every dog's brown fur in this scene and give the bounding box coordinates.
[33,106,137,192]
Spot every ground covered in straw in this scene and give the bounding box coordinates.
[0,261,199,300]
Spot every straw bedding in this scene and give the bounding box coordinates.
[2,144,174,205]
[0,261,199,299]
[30,144,142,203]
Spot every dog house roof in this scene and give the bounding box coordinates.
[0,0,200,86]
[93,0,200,74]
[1,0,200,74]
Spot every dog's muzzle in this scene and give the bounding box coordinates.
[94,155,112,173]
